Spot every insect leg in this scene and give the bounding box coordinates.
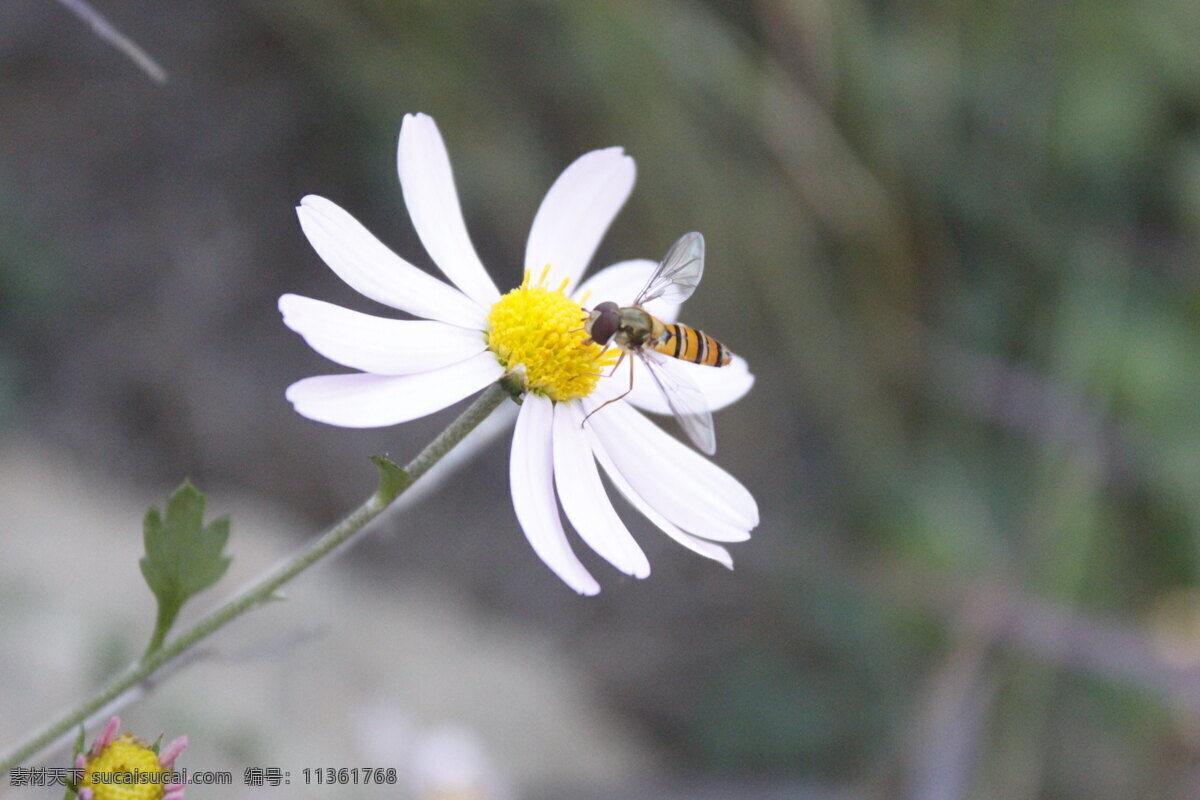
[581,355,635,429]
[604,349,628,375]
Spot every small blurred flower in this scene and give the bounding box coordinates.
[408,724,512,800]
[356,707,512,800]
[282,112,757,593]
[73,716,187,800]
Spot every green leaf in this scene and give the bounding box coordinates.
[370,455,410,503]
[139,481,232,654]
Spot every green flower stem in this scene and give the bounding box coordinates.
[0,381,513,775]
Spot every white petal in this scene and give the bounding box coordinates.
[586,426,734,568]
[510,395,601,595]
[622,354,755,414]
[398,113,500,306]
[525,148,636,291]
[279,294,487,375]
[297,195,484,328]
[573,259,681,322]
[285,352,504,428]
[583,397,758,538]
[552,402,650,578]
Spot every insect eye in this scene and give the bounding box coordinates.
[586,305,619,345]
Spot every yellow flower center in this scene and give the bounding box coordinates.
[486,268,615,401]
[81,736,169,800]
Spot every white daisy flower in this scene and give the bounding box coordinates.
[281,112,758,594]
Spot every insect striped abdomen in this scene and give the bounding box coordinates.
[655,323,731,367]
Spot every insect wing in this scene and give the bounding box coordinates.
[639,349,716,455]
[633,232,705,306]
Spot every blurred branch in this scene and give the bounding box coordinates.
[874,561,1200,715]
[754,0,839,106]
[922,330,1140,486]
[759,59,918,293]
[899,586,1004,800]
[54,0,167,84]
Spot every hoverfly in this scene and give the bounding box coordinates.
[582,232,731,455]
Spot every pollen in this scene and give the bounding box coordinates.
[487,269,616,402]
[81,736,170,800]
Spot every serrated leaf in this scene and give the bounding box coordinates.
[370,455,410,503]
[139,481,232,653]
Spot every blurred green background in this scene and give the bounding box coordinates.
[3,0,1200,797]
